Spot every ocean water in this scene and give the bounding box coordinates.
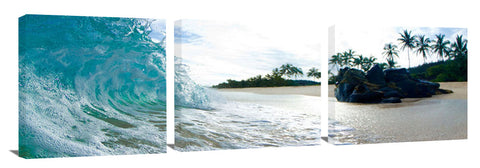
[19,15,166,158]
[329,97,468,144]
[174,63,322,151]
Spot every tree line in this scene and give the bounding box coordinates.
[329,49,379,72]
[212,64,321,88]
[392,30,467,68]
[329,29,467,83]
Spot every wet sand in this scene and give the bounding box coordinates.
[217,85,321,97]
[215,82,467,144]
[330,82,468,144]
[216,82,466,98]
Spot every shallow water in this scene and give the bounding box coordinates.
[329,97,467,144]
[175,91,322,151]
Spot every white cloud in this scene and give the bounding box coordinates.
[176,19,322,86]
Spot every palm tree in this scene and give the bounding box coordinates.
[329,53,343,70]
[279,63,303,79]
[382,43,399,68]
[362,56,377,71]
[290,66,304,79]
[357,55,377,72]
[377,62,389,70]
[398,30,417,68]
[415,35,431,63]
[279,64,292,76]
[353,55,364,69]
[432,34,450,62]
[271,68,282,77]
[341,49,356,67]
[307,67,321,81]
[386,59,397,68]
[451,35,468,60]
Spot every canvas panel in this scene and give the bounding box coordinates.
[19,15,167,158]
[328,25,467,144]
[174,19,323,151]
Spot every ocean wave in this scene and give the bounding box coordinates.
[174,56,218,110]
[19,15,166,158]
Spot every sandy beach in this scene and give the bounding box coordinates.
[216,82,466,99]
[216,82,467,144]
[330,81,468,144]
[217,85,321,97]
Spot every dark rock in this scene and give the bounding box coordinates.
[394,78,441,98]
[335,82,355,102]
[384,68,443,98]
[378,87,405,98]
[334,66,453,104]
[366,64,386,86]
[437,88,453,94]
[392,78,418,97]
[384,90,404,98]
[335,68,383,103]
[337,67,367,85]
[349,85,383,103]
[415,80,440,97]
[381,97,401,103]
[418,80,440,88]
[335,67,367,102]
[384,68,410,83]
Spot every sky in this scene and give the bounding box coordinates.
[331,26,467,73]
[149,19,166,44]
[175,19,323,86]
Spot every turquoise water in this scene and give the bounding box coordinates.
[19,15,166,158]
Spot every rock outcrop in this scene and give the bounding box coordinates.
[334,64,452,103]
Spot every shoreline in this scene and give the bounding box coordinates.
[215,85,321,97]
[330,81,467,144]
[213,81,467,99]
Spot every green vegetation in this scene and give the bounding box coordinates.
[307,67,321,81]
[409,59,467,82]
[415,35,431,63]
[432,34,450,61]
[382,43,399,68]
[329,29,467,84]
[328,49,379,84]
[398,30,417,68]
[409,35,468,82]
[279,63,304,79]
[329,49,377,72]
[212,64,321,88]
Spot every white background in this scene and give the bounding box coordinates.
[1,0,478,167]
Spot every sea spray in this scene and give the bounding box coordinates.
[174,92,323,151]
[174,56,220,110]
[19,15,166,158]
